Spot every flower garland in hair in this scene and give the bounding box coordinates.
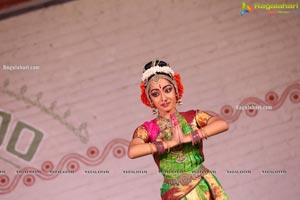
[140,72,184,107]
[141,66,174,82]
[174,73,184,100]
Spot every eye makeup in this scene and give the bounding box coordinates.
[164,86,173,93]
[150,90,160,97]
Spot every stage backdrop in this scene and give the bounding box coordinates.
[0,0,299,199]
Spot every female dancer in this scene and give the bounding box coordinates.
[128,60,230,200]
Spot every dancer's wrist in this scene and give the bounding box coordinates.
[167,140,177,148]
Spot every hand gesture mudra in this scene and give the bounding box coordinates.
[170,113,187,145]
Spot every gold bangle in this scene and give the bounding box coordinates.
[162,141,170,153]
[149,143,154,154]
[201,127,208,140]
[166,142,170,153]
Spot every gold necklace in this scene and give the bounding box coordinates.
[156,115,172,141]
[156,111,181,140]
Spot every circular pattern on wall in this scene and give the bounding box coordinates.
[67,161,80,172]
[221,105,234,117]
[23,175,35,186]
[265,91,279,105]
[87,146,100,158]
[245,104,258,117]
[0,175,9,187]
[113,146,126,159]
[41,161,54,172]
[290,91,300,103]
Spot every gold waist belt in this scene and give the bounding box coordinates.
[163,165,210,186]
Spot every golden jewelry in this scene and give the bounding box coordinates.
[150,101,157,115]
[165,141,170,153]
[152,107,157,115]
[177,98,183,105]
[149,143,154,154]
[201,127,208,139]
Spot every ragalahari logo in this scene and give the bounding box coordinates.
[240,2,299,15]
[240,2,254,16]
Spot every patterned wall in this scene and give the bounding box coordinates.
[0,0,299,199]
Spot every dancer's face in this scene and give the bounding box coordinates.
[149,77,177,116]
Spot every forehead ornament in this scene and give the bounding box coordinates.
[142,65,175,84]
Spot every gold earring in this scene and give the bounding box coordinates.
[177,98,183,105]
[152,107,157,115]
[150,101,157,115]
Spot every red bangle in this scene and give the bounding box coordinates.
[191,132,195,145]
[153,141,165,154]
[191,130,201,145]
[201,127,208,140]
[198,129,205,139]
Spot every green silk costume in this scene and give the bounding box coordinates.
[133,110,230,200]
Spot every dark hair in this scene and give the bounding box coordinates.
[143,60,169,72]
[143,60,172,83]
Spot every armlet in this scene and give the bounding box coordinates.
[132,126,150,143]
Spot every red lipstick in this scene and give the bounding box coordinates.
[161,102,170,107]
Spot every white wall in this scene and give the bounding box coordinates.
[0,0,299,199]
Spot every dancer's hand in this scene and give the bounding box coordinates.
[170,114,187,146]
